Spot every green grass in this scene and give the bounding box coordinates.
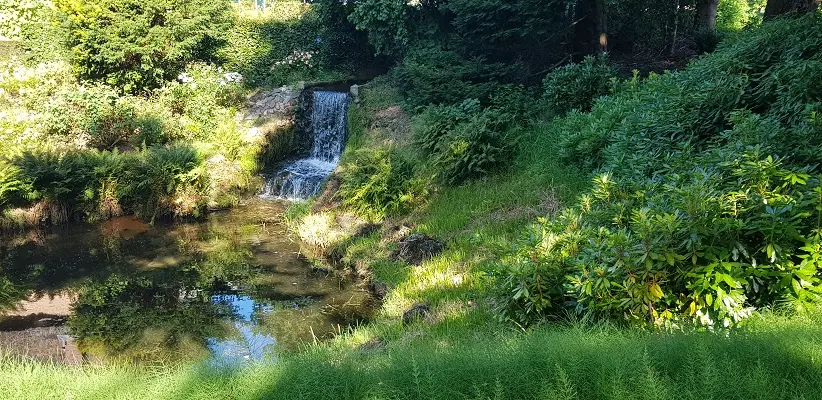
[4,312,822,399]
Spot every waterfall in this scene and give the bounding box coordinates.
[260,91,350,200]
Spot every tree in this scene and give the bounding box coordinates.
[764,0,821,18]
[574,0,605,57]
[55,0,232,94]
[695,0,720,33]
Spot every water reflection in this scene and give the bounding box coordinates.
[0,199,374,364]
[207,294,277,367]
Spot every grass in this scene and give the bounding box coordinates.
[3,312,822,399]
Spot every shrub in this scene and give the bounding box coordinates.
[397,45,516,109]
[55,0,232,93]
[347,0,417,56]
[444,0,570,73]
[311,0,375,69]
[218,3,351,87]
[542,55,615,116]
[122,146,206,221]
[561,15,822,175]
[44,86,172,150]
[0,0,40,40]
[431,107,521,185]
[412,99,481,155]
[0,161,28,209]
[157,63,246,140]
[338,147,425,220]
[496,15,822,329]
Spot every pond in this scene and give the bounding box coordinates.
[0,199,375,366]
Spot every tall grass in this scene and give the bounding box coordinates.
[2,312,822,399]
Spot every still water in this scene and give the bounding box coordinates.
[0,199,374,365]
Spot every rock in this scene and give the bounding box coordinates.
[207,154,227,164]
[243,87,299,122]
[390,234,444,265]
[350,84,360,103]
[358,337,385,351]
[310,265,331,275]
[402,302,431,326]
[353,223,380,239]
[368,279,389,300]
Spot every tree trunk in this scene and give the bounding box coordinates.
[574,0,605,58]
[694,0,720,33]
[764,0,821,18]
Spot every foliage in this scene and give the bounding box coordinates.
[156,63,246,140]
[412,99,481,155]
[444,0,570,72]
[409,95,523,186]
[0,161,28,209]
[122,146,206,221]
[495,14,822,328]
[347,0,421,57]
[44,86,171,150]
[0,0,42,40]
[338,147,425,220]
[54,0,232,93]
[430,107,521,185]
[312,0,375,68]
[397,45,516,109]
[542,55,615,116]
[0,54,257,227]
[219,2,365,88]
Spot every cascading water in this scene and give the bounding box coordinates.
[260,91,350,200]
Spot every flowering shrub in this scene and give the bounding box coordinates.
[158,64,246,141]
[271,50,318,70]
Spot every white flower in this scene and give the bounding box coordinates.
[177,72,194,84]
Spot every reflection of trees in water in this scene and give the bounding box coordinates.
[1,204,374,362]
[1,218,266,361]
[67,270,237,361]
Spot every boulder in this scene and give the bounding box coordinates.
[390,234,444,265]
[402,302,431,326]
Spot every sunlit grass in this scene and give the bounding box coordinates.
[4,312,822,399]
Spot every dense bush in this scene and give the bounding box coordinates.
[218,2,370,88]
[3,146,207,224]
[409,87,528,186]
[157,63,246,140]
[55,0,232,93]
[338,147,425,220]
[430,107,521,185]
[218,3,316,87]
[347,0,438,57]
[444,0,570,72]
[0,54,256,227]
[495,14,822,329]
[397,45,516,109]
[311,0,375,69]
[412,99,481,155]
[542,55,615,116]
[43,86,172,150]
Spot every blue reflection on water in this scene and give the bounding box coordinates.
[206,294,277,367]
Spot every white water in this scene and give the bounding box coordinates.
[260,91,349,200]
